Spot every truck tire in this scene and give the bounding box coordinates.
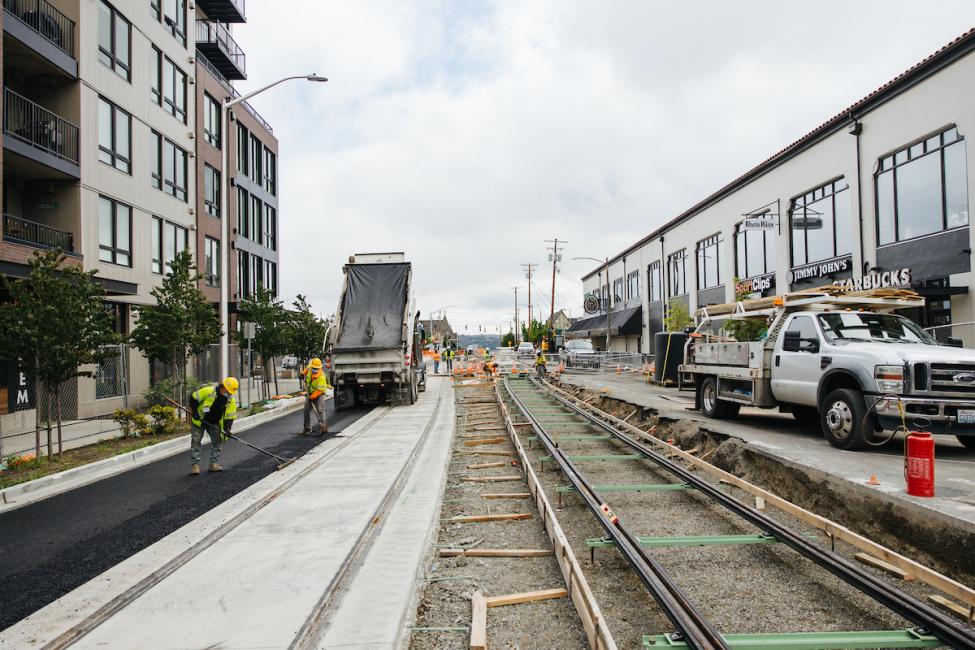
[791,406,819,422]
[699,376,739,419]
[956,435,975,450]
[821,388,868,450]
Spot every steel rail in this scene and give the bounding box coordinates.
[503,377,729,650]
[531,377,975,649]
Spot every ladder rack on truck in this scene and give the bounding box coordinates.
[695,287,925,323]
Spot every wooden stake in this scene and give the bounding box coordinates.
[459,450,517,457]
[467,461,507,470]
[440,548,553,558]
[485,588,568,608]
[448,513,531,523]
[854,552,913,580]
[482,493,531,499]
[470,591,486,650]
[465,437,506,447]
[461,475,522,483]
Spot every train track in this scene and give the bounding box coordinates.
[500,374,975,650]
[40,383,446,650]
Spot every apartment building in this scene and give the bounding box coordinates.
[574,29,975,353]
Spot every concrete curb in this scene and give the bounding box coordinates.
[0,397,306,513]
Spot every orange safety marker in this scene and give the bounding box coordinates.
[866,474,881,486]
[599,503,619,524]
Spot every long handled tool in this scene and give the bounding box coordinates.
[166,398,298,471]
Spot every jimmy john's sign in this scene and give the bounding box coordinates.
[787,255,852,285]
[836,268,911,292]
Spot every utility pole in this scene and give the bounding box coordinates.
[521,263,537,326]
[511,286,520,344]
[544,239,564,331]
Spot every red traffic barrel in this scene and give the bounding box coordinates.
[904,431,935,498]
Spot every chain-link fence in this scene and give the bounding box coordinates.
[924,321,975,347]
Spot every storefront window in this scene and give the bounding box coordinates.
[876,127,969,245]
[696,233,722,289]
[790,179,852,266]
[648,261,661,302]
[735,222,775,279]
[626,270,639,300]
[667,249,687,297]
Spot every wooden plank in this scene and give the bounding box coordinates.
[461,475,522,483]
[927,594,974,622]
[440,548,553,558]
[467,462,507,470]
[485,587,568,608]
[854,552,913,580]
[482,493,531,499]
[464,437,506,447]
[470,591,487,650]
[459,450,517,457]
[448,513,532,523]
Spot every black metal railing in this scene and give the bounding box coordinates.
[3,213,74,251]
[197,54,272,133]
[3,0,75,57]
[196,20,246,76]
[4,87,79,164]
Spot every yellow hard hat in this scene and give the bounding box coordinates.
[309,357,323,370]
[222,376,239,395]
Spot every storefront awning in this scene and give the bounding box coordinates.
[566,305,642,339]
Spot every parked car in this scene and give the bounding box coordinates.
[516,342,536,359]
[560,339,597,368]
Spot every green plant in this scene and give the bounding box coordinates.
[5,454,40,471]
[664,299,693,332]
[501,331,516,347]
[113,409,140,437]
[723,278,770,342]
[283,295,329,369]
[147,405,180,435]
[520,319,549,345]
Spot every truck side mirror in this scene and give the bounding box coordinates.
[947,337,964,348]
[783,330,801,352]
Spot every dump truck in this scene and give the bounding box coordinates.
[325,252,425,409]
[679,287,975,450]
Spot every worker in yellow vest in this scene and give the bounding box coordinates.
[189,377,238,475]
[302,358,330,435]
[433,348,442,374]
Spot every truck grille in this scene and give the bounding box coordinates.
[929,363,975,394]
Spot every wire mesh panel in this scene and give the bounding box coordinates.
[925,322,975,347]
[95,344,128,400]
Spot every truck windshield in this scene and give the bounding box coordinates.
[817,313,937,345]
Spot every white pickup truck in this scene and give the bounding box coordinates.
[679,289,975,450]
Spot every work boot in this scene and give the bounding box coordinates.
[190,464,200,476]
[208,463,223,473]
[318,423,328,435]
[301,427,311,436]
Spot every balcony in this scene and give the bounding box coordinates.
[3,87,79,178]
[195,0,245,24]
[3,0,77,78]
[3,213,74,252]
[196,20,246,80]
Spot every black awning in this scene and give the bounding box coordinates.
[913,284,969,297]
[566,305,642,338]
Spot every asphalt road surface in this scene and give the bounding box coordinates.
[0,401,371,631]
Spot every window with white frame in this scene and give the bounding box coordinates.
[696,233,722,290]
[667,249,688,297]
[790,178,852,266]
[876,126,969,245]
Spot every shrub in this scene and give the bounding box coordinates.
[5,454,39,470]
[113,409,151,437]
[664,299,693,332]
[147,405,181,435]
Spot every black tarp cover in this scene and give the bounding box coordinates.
[334,263,410,351]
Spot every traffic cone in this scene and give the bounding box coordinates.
[866,474,881,486]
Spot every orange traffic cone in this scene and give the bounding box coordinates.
[866,474,881,486]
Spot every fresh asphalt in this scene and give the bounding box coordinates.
[0,401,372,631]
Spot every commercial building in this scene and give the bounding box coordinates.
[575,29,975,352]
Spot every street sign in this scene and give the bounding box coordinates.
[242,322,256,339]
[742,217,775,231]
[583,294,601,314]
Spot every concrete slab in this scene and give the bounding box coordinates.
[559,373,975,527]
[0,380,454,649]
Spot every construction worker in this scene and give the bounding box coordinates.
[535,350,547,380]
[189,377,238,475]
[433,348,441,374]
[302,358,330,435]
[445,347,454,374]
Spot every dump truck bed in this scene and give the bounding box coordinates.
[333,263,410,352]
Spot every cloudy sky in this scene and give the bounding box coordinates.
[232,1,975,335]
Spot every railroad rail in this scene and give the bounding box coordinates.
[499,374,975,650]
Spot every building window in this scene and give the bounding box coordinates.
[249,134,263,184]
[204,165,221,217]
[98,98,131,174]
[734,221,775,279]
[237,123,249,174]
[163,221,188,270]
[612,277,623,303]
[151,216,162,273]
[265,205,276,250]
[155,136,188,201]
[162,57,187,123]
[790,178,852,266]
[626,270,639,300]
[250,195,262,243]
[648,261,661,302]
[237,187,249,237]
[150,131,161,189]
[204,237,220,286]
[667,249,688,297]
[203,94,221,148]
[264,147,276,194]
[98,1,130,80]
[151,46,162,104]
[98,197,131,266]
[151,0,160,20]
[237,251,249,298]
[265,261,277,296]
[156,0,186,45]
[876,127,969,245]
[251,253,263,292]
[696,233,722,290]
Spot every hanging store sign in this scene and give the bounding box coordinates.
[735,273,775,298]
[787,256,852,285]
[583,294,601,315]
[836,268,912,292]
[0,362,35,415]
[742,217,776,231]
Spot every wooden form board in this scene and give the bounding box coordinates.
[448,513,531,523]
[486,588,568,608]
[470,591,487,650]
[494,387,618,650]
[543,381,975,610]
[440,548,553,558]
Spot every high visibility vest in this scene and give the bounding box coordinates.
[304,368,329,398]
[192,384,237,429]
[536,355,547,367]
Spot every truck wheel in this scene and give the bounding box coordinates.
[699,376,737,419]
[956,435,975,450]
[791,406,819,422]
[821,389,868,450]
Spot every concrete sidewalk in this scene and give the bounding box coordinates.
[560,372,975,528]
[1,379,454,649]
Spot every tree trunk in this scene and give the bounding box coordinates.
[33,367,41,463]
[56,384,63,459]
[45,386,52,461]
[272,356,279,396]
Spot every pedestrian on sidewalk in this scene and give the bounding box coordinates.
[302,357,330,435]
[433,348,441,374]
[189,377,239,475]
[535,350,547,380]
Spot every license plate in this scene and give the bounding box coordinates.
[958,409,975,424]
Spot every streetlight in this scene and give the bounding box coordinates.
[219,74,328,377]
[573,256,611,352]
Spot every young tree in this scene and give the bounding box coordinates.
[130,250,222,407]
[501,331,516,348]
[521,319,548,345]
[0,249,119,460]
[284,295,329,370]
[664,299,693,332]
[238,287,289,399]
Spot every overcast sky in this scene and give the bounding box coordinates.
[232,2,975,335]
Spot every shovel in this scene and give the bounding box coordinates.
[166,398,298,471]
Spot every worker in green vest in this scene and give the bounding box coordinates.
[189,377,239,475]
[302,357,330,435]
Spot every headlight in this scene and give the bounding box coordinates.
[875,365,904,394]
